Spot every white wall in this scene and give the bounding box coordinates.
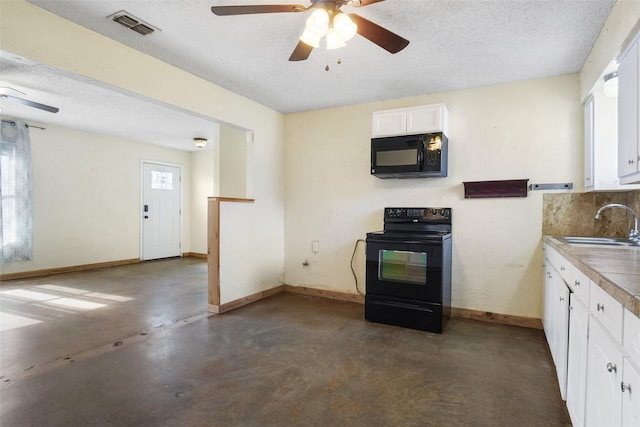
[2,124,192,274]
[284,75,582,319]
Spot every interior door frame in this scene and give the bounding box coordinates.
[140,159,184,261]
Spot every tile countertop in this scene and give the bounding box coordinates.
[544,236,640,318]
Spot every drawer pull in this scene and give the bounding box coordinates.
[597,303,604,312]
[559,297,565,302]
[574,280,580,287]
[560,266,565,271]
[621,382,631,393]
[607,362,617,373]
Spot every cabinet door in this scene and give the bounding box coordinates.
[624,309,640,364]
[406,105,447,134]
[622,358,640,427]
[543,264,558,356]
[584,95,595,190]
[618,39,639,178]
[555,282,570,400]
[567,296,589,427]
[585,319,623,427]
[372,110,407,137]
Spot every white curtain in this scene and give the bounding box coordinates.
[0,120,33,262]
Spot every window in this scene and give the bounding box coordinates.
[0,120,33,262]
[150,170,173,190]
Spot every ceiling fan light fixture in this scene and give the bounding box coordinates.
[305,9,329,37]
[326,28,346,50]
[300,28,321,48]
[333,12,357,42]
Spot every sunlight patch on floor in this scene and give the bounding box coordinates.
[0,312,42,332]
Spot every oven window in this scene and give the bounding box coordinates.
[376,149,417,167]
[378,250,427,285]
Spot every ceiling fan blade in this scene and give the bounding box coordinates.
[1,94,59,113]
[0,87,27,97]
[289,40,314,61]
[211,4,306,15]
[348,13,409,54]
[351,0,386,7]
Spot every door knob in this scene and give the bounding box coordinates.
[607,362,617,373]
[144,215,149,219]
[621,382,631,393]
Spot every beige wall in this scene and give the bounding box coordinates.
[284,75,582,318]
[219,126,249,199]
[2,124,192,274]
[190,148,216,255]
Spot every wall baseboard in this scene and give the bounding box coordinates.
[182,252,207,259]
[208,285,285,314]
[0,258,140,282]
[450,307,542,330]
[284,285,365,304]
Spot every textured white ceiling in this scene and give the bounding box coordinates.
[1,0,617,149]
[0,51,220,151]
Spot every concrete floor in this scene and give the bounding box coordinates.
[1,258,571,426]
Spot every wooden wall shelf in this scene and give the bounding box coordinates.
[463,179,529,199]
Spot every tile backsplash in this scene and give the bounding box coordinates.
[543,190,640,237]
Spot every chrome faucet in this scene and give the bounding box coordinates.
[595,203,640,242]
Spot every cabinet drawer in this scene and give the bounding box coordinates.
[569,265,590,306]
[624,309,640,368]
[590,282,624,344]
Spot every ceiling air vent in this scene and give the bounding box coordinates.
[109,10,159,36]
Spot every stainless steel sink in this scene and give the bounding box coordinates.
[557,236,640,247]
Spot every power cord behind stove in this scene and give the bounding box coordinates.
[350,239,366,296]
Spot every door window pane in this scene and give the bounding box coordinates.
[378,250,427,285]
[151,171,173,190]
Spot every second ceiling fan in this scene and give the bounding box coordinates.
[211,0,410,61]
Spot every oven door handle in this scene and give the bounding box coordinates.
[370,299,434,313]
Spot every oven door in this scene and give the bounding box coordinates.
[365,236,443,302]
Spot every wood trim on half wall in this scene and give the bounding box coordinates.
[208,285,284,314]
[207,197,255,309]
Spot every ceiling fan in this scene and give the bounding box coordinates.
[211,0,410,61]
[0,87,59,113]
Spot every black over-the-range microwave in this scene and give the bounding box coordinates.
[371,132,448,179]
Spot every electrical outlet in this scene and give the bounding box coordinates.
[312,241,319,253]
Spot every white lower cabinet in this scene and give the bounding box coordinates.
[543,256,569,399]
[566,295,589,427]
[622,358,640,426]
[544,243,640,427]
[586,318,624,427]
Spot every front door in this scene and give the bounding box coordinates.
[141,162,181,261]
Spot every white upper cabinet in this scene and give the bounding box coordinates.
[372,104,448,137]
[618,33,640,184]
[584,92,639,191]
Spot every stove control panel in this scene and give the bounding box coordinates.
[384,207,451,221]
